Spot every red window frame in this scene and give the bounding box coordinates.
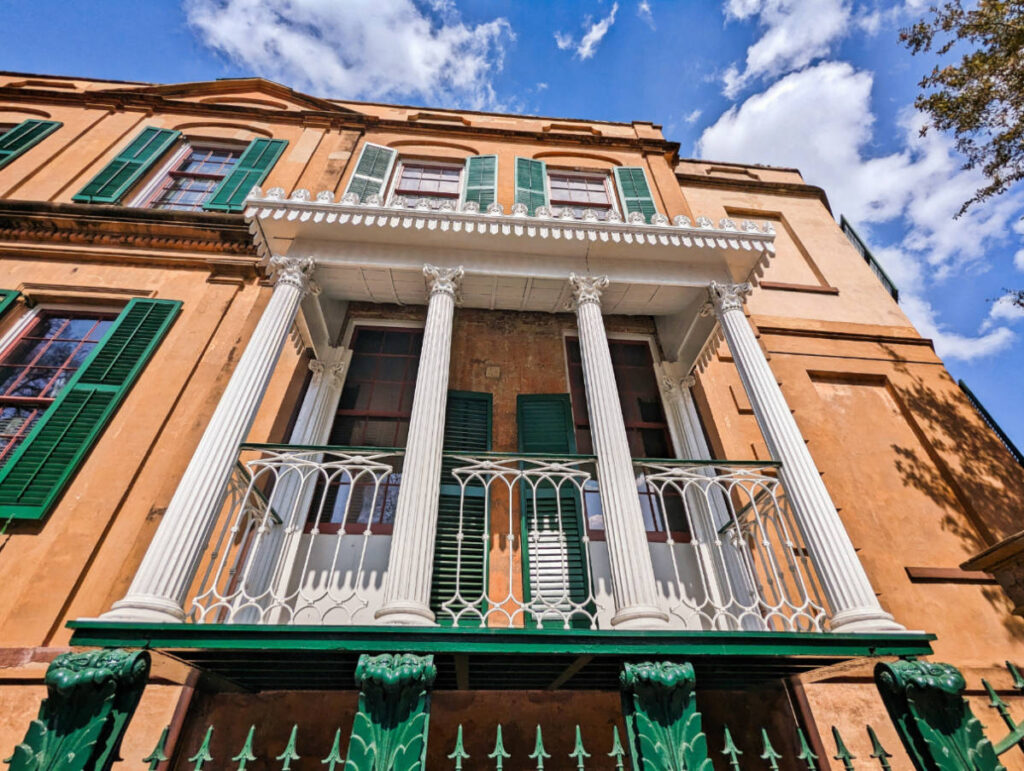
[143,143,244,212]
[305,325,423,535]
[0,311,114,468]
[548,171,614,220]
[565,336,690,543]
[392,161,462,204]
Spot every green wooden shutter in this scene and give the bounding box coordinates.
[0,298,181,520]
[343,142,396,202]
[0,119,61,169]
[514,157,547,215]
[72,127,180,204]
[461,155,497,210]
[204,138,288,212]
[431,390,492,626]
[0,289,20,320]
[614,166,658,223]
[516,394,592,628]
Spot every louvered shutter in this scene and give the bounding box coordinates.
[0,120,61,169]
[613,166,658,223]
[516,394,592,628]
[72,127,180,204]
[0,289,19,320]
[343,142,396,202]
[204,138,288,212]
[461,155,497,210]
[0,298,181,520]
[514,157,547,215]
[430,390,492,626]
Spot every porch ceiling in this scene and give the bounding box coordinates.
[68,622,933,692]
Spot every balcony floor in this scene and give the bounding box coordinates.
[68,621,934,692]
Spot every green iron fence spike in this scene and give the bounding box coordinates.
[143,726,170,770]
[985,678,1024,755]
[188,726,214,771]
[231,725,257,771]
[831,726,856,771]
[488,725,510,770]
[722,725,743,771]
[530,725,551,770]
[760,728,782,771]
[448,724,470,771]
[796,727,819,771]
[321,728,344,771]
[609,726,626,771]
[866,725,892,771]
[1007,661,1024,692]
[569,725,591,771]
[275,724,300,771]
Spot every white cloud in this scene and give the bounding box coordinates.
[1015,249,1024,272]
[697,60,1024,361]
[536,82,549,91]
[902,294,1016,361]
[985,293,1024,326]
[684,108,703,124]
[638,0,655,28]
[722,0,851,97]
[555,3,620,61]
[185,0,513,109]
[554,31,574,50]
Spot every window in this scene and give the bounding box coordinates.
[565,337,687,541]
[143,144,244,211]
[392,161,462,208]
[309,326,423,534]
[548,171,615,220]
[0,313,114,468]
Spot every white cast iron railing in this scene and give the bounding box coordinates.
[634,459,829,632]
[190,445,829,631]
[191,444,403,625]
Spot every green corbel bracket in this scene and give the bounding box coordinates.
[875,658,1005,771]
[343,653,436,771]
[5,648,150,771]
[619,660,713,771]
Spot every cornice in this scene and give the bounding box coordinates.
[245,187,776,263]
[0,200,259,269]
[0,86,680,153]
[676,172,833,214]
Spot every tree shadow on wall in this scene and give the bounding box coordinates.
[883,346,1024,639]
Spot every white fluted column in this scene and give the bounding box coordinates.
[103,255,317,623]
[570,274,669,629]
[656,365,762,630]
[239,347,350,622]
[375,264,463,625]
[708,281,904,633]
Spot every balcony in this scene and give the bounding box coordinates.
[188,444,826,633]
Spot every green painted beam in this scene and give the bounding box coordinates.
[68,621,933,658]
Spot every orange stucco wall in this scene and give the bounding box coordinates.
[0,72,1022,769]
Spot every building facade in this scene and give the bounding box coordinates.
[0,71,1023,769]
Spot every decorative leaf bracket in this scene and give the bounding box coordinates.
[343,653,436,771]
[6,648,150,771]
[875,658,1006,771]
[619,660,713,771]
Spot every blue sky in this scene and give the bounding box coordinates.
[6,0,1024,446]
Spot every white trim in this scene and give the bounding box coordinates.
[0,305,39,359]
[385,157,464,208]
[345,141,398,201]
[340,316,427,349]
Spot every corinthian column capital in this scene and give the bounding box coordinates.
[423,264,464,298]
[309,346,349,386]
[706,281,752,315]
[269,255,319,295]
[568,273,610,309]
